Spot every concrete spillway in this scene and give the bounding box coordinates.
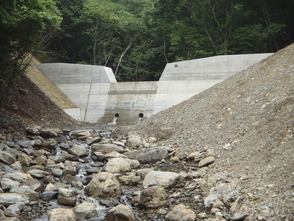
[36,53,272,124]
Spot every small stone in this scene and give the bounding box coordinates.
[197,212,207,219]
[187,151,201,160]
[52,168,63,177]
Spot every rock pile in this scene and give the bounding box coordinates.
[0,126,285,221]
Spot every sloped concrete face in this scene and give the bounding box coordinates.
[160,54,272,81]
[35,63,116,84]
[36,53,273,124]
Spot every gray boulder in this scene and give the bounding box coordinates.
[143,171,180,188]
[165,204,196,221]
[73,202,97,219]
[91,143,125,154]
[0,193,29,206]
[105,204,136,221]
[125,147,168,164]
[104,158,131,174]
[140,185,168,209]
[1,178,20,191]
[0,151,16,165]
[84,172,121,197]
[48,208,76,221]
[69,144,88,157]
[57,188,76,206]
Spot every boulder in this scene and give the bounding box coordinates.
[139,185,168,209]
[4,172,32,183]
[0,193,29,206]
[48,208,76,221]
[125,159,140,169]
[117,173,141,185]
[91,143,125,154]
[84,172,121,197]
[125,147,168,164]
[104,158,131,174]
[105,204,136,221]
[0,151,16,165]
[126,134,142,148]
[86,137,101,145]
[73,202,97,219]
[136,168,154,179]
[69,144,88,157]
[199,156,215,167]
[41,191,58,201]
[26,126,41,135]
[18,154,32,167]
[17,140,35,148]
[76,130,91,140]
[10,161,22,171]
[40,128,62,138]
[27,169,49,179]
[165,204,196,221]
[210,182,239,203]
[52,168,63,177]
[57,188,76,206]
[42,138,58,149]
[105,151,127,159]
[0,178,20,191]
[143,171,180,188]
[7,202,24,216]
[204,193,223,208]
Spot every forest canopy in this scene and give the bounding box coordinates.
[1,0,294,84]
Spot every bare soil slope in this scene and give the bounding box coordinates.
[0,72,78,135]
[131,44,294,218]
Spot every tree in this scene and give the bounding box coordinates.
[0,0,61,95]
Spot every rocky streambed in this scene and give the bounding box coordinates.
[0,126,279,221]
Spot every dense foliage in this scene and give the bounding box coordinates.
[0,0,61,95]
[1,0,294,84]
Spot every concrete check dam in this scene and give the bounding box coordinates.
[35,53,272,125]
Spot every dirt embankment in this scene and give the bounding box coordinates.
[126,43,294,218]
[0,72,79,135]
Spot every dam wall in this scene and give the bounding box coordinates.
[36,53,272,124]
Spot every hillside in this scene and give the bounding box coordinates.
[129,44,294,218]
[0,71,79,135]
